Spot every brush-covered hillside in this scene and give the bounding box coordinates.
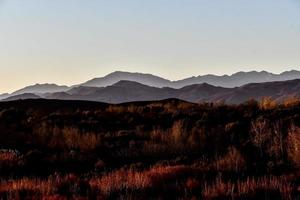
[1,98,300,199]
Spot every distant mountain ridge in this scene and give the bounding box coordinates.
[1,70,300,102]
[12,83,69,96]
[3,93,41,101]
[80,70,300,88]
[3,79,300,104]
[41,79,300,104]
[0,93,10,100]
[81,71,171,88]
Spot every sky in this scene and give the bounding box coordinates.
[0,0,300,93]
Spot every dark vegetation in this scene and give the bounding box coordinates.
[1,98,300,199]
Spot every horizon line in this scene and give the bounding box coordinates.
[1,68,299,95]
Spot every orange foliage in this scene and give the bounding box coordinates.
[203,176,292,199]
[186,178,201,191]
[89,165,190,195]
[283,96,300,107]
[287,124,300,168]
[0,151,18,162]
[213,147,246,172]
[259,97,277,110]
[62,127,101,151]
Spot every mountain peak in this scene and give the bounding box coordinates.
[5,69,300,99]
[112,80,150,88]
[280,70,300,75]
[79,69,300,89]
[81,71,171,88]
[11,84,69,95]
[109,71,130,75]
[2,93,41,101]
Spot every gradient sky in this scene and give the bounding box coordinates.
[0,0,300,93]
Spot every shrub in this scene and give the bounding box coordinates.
[0,150,19,162]
[213,147,246,172]
[149,128,169,142]
[89,169,151,195]
[0,177,53,194]
[0,174,90,198]
[171,120,188,147]
[89,165,190,195]
[250,118,271,156]
[62,127,101,152]
[286,124,300,168]
[268,121,285,160]
[203,176,292,199]
[282,96,300,107]
[259,97,277,110]
[185,178,201,191]
[187,126,206,150]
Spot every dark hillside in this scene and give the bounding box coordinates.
[1,99,300,199]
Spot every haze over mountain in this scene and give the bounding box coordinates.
[2,70,300,103]
[80,70,300,89]
[81,71,171,88]
[11,84,69,96]
[0,93,10,100]
[41,79,300,104]
[3,93,41,101]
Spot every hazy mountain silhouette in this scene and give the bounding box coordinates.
[12,84,69,96]
[212,79,300,103]
[2,93,41,101]
[4,70,300,103]
[47,81,172,103]
[81,71,172,88]
[42,79,300,104]
[0,93,10,100]
[80,70,300,88]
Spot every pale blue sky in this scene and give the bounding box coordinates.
[0,0,299,93]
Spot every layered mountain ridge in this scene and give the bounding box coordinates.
[1,70,300,104]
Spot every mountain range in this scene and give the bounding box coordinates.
[1,70,300,104]
[11,83,69,96]
[41,79,300,104]
[80,70,300,88]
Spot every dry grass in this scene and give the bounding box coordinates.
[0,177,53,194]
[282,96,300,107]
[169,120,191,150]
[0,151,19,162]
[268,121,285,159]
[203,176,292,199]
[89,165,190,195]
[185,178,201,191]
[106,105,144,113]
[250,118,271,155]
[62,127,101,151]
[89,169,151,194]
[162,102,194,113]
[0,168,295,199]
[0,174,85,198]
[259,97,277,110]
[287,124,300,168]
[149,128,169,142]
[0,166,190,197]
[142,141,170,156]
[3,99,300,199]
[213,147,246,172]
